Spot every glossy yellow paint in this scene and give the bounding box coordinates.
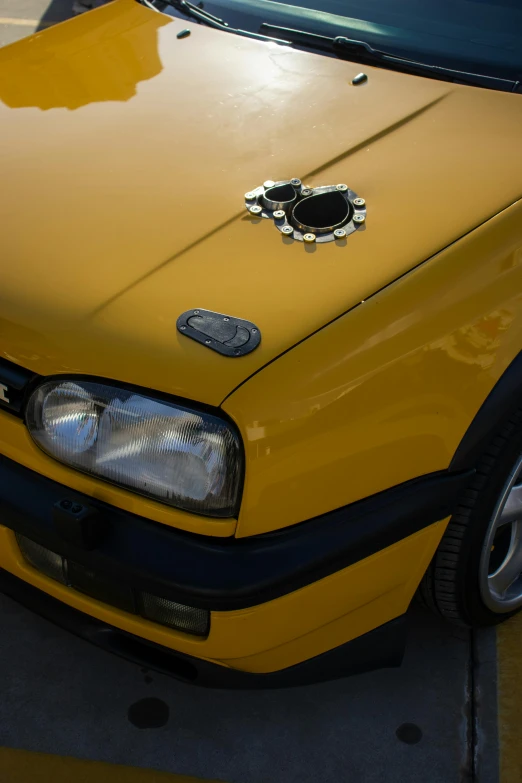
[225,200,522,536]
[1,0,522,413]
[2,0,522,672]
[0,519,446,671]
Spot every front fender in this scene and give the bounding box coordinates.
[222,198,522,537]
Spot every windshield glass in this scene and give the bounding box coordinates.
[157,0,522,86]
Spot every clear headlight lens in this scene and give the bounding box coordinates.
[26,380,242,517]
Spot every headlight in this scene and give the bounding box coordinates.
[26,380,242,517]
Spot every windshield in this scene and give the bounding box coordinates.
[156,0,522,88]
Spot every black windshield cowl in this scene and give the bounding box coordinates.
[141,1,522,93]
[259,24,521,94]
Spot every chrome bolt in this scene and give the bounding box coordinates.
[273,210,285,220]
[234,349,241,355]
[290,178,301,187]
[180,325,186,330]
[336,184,348,192]
[301,188,313,197]
[205,340,211,344]
[194,310,199,314]
[334,229,346,239]
[252,329,258,334]
[245,192,256,200]
[353,214,365,224]
[249,205,262,215]
[282,226,293,235]
[353,197,365,207]
[223,317,229,322]
[303,233,316,243]
[263,180,275,189]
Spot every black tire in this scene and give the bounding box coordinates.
[419,407,522,627]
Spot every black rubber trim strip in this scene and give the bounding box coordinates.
[0,357,39,417]
[0,568,407,689]
[451,350,522,471]
[0,453,472,611]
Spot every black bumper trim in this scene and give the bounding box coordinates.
[0,568,407,689]
[0,453,473,611]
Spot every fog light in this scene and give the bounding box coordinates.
[16,534,66,584]
[15,534,210,638]
[139,592,209,637]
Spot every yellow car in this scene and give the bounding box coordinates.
[1,0,522,687]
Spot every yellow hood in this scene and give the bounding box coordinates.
[1,0,521,406]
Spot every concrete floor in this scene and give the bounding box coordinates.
[0,4,502,781]
[0,0,73,47]
[0,592,494,783]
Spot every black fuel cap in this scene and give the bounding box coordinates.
[177,309,261,356]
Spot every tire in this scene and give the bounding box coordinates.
[419,407,522,627]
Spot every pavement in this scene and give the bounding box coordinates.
[0,0,72,46]
[0,4,520,782]
[0,591,493,783]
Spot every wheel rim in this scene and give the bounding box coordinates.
[480,454,522,613]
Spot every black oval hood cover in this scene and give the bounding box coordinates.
[177,309,261,357]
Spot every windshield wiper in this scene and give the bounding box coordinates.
[260,24,521,93]
[148,0,291,45]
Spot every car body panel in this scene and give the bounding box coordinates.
[0,519,445,671]
[1,0,522,409]
[1,0,522,678]
[224,200,522,536]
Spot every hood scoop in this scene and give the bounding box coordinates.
[245,179,366,244]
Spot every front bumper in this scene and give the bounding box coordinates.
[0,453,472,682]
[0,567,406,688]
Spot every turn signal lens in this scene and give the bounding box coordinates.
[138,592,210,636]
[15,534,66,584]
